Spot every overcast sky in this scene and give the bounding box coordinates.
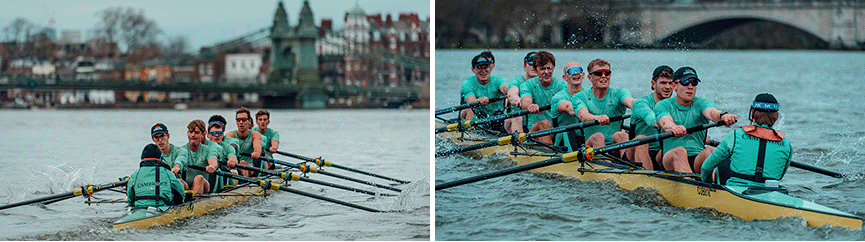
[1,0,431,52]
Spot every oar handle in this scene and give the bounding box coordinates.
[529,114,631,139]
[436,105,551,134]
[435,114,631,157]
[591,121,725,158]
[188,165,384,212]
[435,121,727,190]
[435,96,507,115]
[240,153,402,192]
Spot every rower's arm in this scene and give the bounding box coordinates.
[622,96,636,109]
[576,107,600,123]
[657,115,676,132]
[557,100,575,116]
[506,86,521,107]
[519,96,534,110]
[632,99,656,127]
[704,107,722,121]
[252,132,262,154]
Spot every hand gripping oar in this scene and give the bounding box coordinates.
[239,153,402,192]
[435,96,507,115]
[274,150,410,184]
[436,121,726,190]
[707,140,844,178]
[188,165,383,213]
[435,105,552,134]
[228,162,398,196]
[0,177,129,210]
[436,114,631,157]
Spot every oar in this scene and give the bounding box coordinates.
[436,121,726,190]
[0,178,129,211]
[435,105,552,134]
[229,162,398,196]
[436,114,631,157]
[707,140,844,178]
[435,96,507,115]
[274,150,410,184]
[188,165,383,213]
[239,153,402,192]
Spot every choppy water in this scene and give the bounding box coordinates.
[435,49,865,240]
[0,109,429,240]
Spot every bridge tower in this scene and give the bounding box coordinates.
[270,0,324,108]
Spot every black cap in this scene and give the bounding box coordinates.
[673,67,699,82]
[208,115,227,127]
[523,51,537,64]
[141,144,162,160]
[752,93,780,111]
[652,65,673,79]
[151,123,168,137]
[471,54,493,67]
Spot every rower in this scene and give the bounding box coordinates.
[182,120,219,195]
[701,93,792,187]
[202,119,239,191]
[127,144,185,208]
[506,51,539,133]
[519,51,567,144]
[209,115,239,152]
[655,67,738,173]
[150,123,189,189]
[626,65,676,170]
[550,60,587,151]
[253,110,280,158]
[225,107,267,173]
[459,51,520,133]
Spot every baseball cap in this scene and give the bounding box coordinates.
[471,54,493,67]
[673,67,699,82]
[151,123,168,137]
[653,65,673,79]
[141,143,162,160]
[752,93,780,111]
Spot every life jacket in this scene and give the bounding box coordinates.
[728,125,787,183]
[130,159,183,206]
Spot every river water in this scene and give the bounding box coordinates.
[434,49,865,240]
[0,109,429,240]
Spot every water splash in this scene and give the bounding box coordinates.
[387,176,430,212]
[29,163,97,195]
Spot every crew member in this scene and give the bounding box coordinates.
[627,65,675,170]
[550,60,587,151]
[182,120,219,195]
[254,110,280,157]
[519,51,567,144]
[226,107,267,172]
[655,67,738,173]
[127,144,185,208]
[701,93,792,187]
[459,51,520,133]
[150,123,187,184]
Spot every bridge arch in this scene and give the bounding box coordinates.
[658,15,829,47]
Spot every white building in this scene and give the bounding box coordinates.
[224,53,263,84]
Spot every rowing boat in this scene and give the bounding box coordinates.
[112,175,279,229]
[435,121,864,230]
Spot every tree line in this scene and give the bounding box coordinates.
[2,6,189,59]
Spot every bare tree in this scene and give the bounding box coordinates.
[3,17,36,42]
[165,35,189,56]
[94,6,162,54]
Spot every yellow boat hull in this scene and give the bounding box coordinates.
[436,125,863,230]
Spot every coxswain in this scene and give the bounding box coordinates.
[701,93,792,187]
[127,144,185,208]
